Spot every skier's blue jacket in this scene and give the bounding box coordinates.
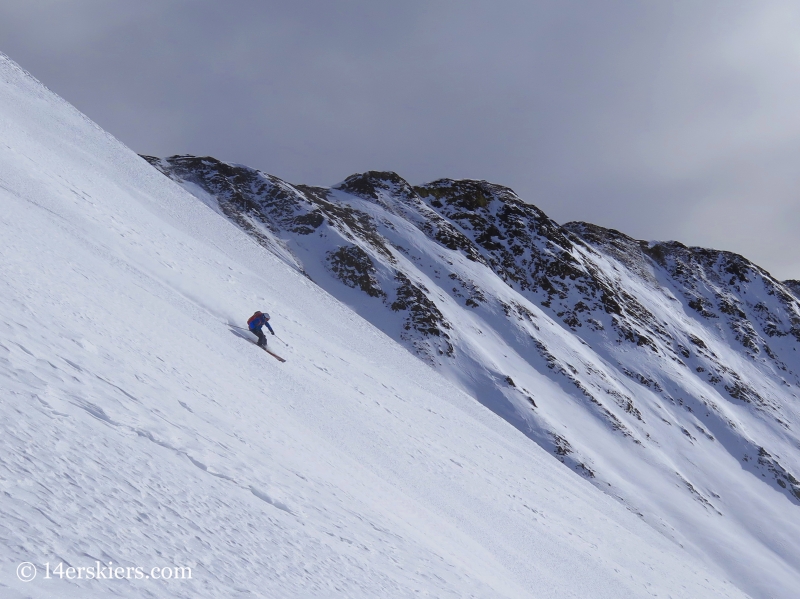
[248,313,274,334]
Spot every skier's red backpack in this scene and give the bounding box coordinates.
[247,311,263,329]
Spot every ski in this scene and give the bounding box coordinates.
[231,321,285,361]
[262,347,286,362]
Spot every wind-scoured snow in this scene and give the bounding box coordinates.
[0,54,761,598]
[0,52,743,598]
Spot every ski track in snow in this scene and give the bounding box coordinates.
[0,52,769,598]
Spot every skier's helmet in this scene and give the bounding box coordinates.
[263,312,270,320]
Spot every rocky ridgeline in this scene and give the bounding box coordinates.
[143,155,800,505]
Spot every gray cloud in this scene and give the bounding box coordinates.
[2,0,798,278]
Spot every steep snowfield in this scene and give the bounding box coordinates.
[0,55,758,598]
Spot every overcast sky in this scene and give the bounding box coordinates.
[2,1,799,279]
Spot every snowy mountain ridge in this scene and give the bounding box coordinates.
[145,155,800,595]
[0,48,798,598]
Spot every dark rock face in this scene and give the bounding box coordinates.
[326,245,385,298]
[143,154,800,506]
[391,272,454,357]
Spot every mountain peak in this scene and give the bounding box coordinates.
[415,178,520,211]
[335,170,415,201]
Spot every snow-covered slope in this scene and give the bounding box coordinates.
[0,54,763,598]
[141,158,800,599]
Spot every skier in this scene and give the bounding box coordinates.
[247,311,275,348]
